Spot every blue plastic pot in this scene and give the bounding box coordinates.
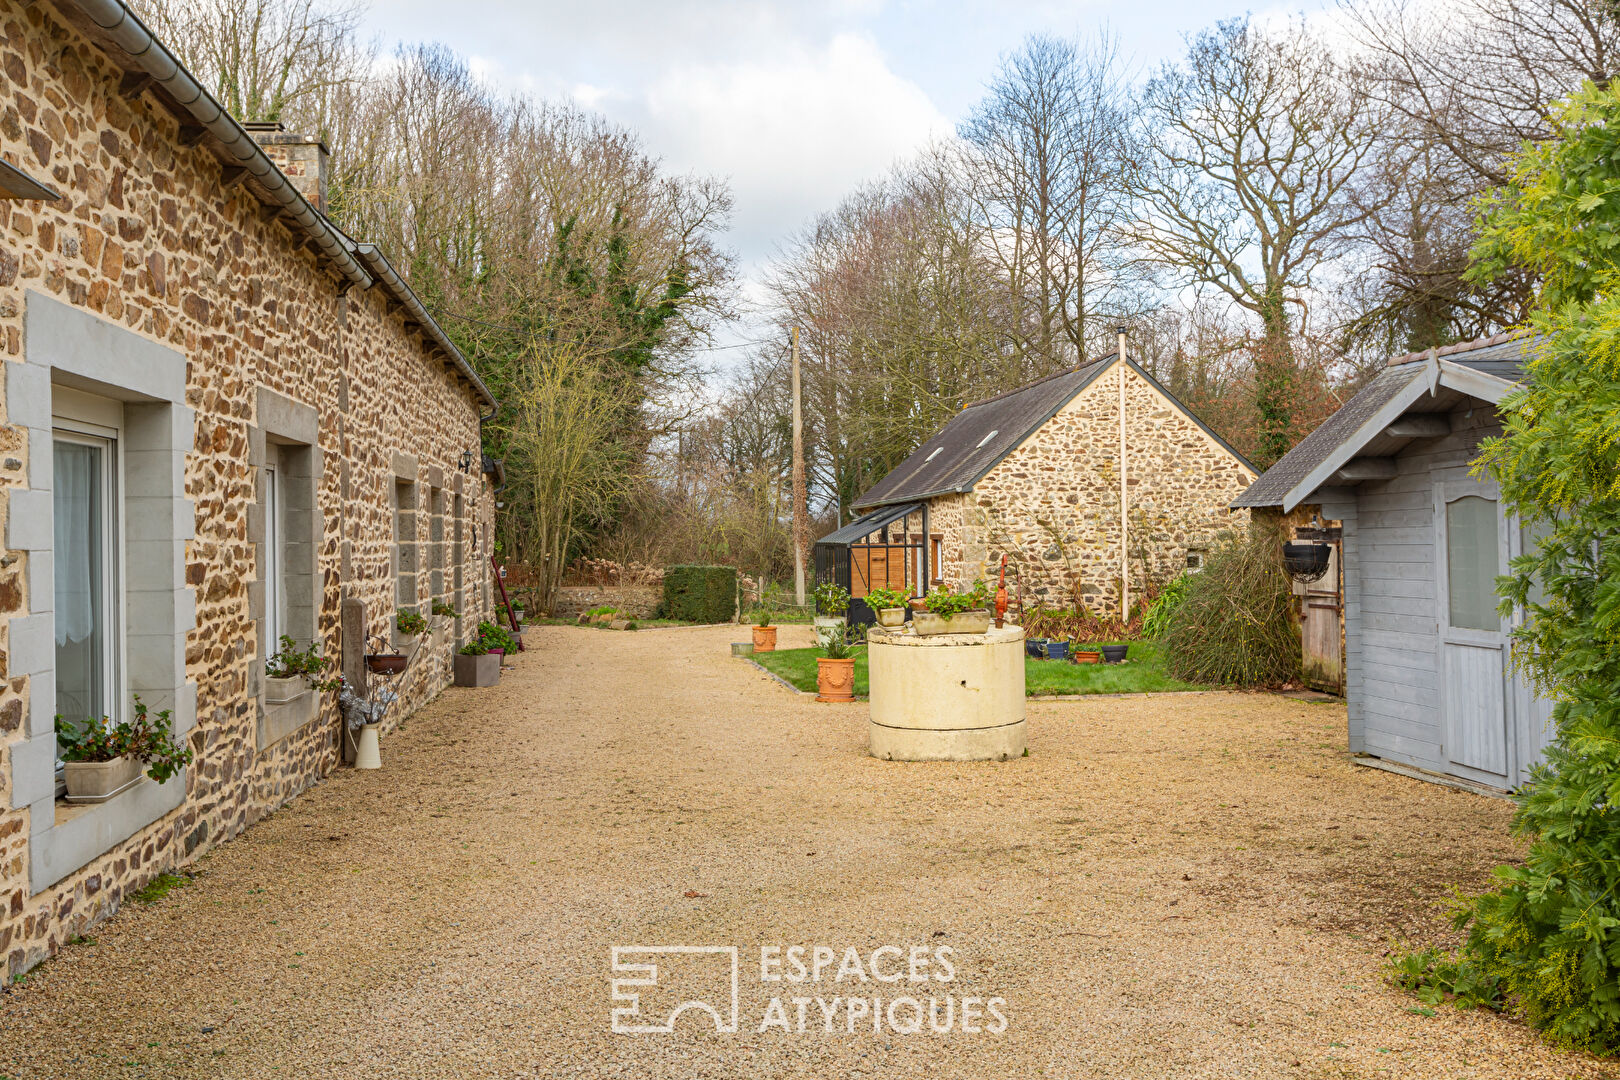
[1042,641,1070,661]
[1025,638,1047,658]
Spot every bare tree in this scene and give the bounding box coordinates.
[1336,0,1617,344]
[132,0,374,132]
[767,148,1020,518]
[498,342,638,608]
[958,33,1141,366]
[1131,18,1387,464]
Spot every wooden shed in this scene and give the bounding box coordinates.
[1233,334,1554,791]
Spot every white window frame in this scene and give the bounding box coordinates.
[52,390,126,732]
[6,290,198,896]
[263,459,281,659]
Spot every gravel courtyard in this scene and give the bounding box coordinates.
[0,624,1609,1080]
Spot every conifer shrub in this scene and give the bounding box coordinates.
[661,565,738,624]
[1160,523,1299,687]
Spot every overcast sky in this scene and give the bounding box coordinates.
[360,0,1327,353]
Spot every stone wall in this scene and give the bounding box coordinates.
[0,2,496,978]
[550,585,661,619]
[931,360,1255,615]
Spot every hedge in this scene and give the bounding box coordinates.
[661,565,737,624]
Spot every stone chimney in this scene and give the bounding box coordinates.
[244,121,330,214]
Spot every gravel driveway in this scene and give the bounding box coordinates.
[1,624,1609,1079]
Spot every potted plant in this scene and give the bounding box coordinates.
[395,607,428,637]
[473,620,517,660]
[55,695,195,803]
[1073,647,1101,664]
[264,635,339,703]
[1282,541,1332,579]
[864,587,910,629]
[432,599,458,622]
[750,606,778,652]
[814,625,858,703]
[913,579,992,636]
[750,583,782,652]
[454,640,500,686]
[366,652,408,675]
[812,581,850,635]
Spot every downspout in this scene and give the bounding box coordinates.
[1117,327,1129,619]
[71,0,372,291]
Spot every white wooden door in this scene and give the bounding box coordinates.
[1435,474,1512,787]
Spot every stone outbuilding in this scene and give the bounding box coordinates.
[0,0,502,977]
[830,350,1257,618]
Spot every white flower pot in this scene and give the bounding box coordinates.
[875,608,906,628]
[264,675,305,705]
[63,756,144,802]
[912,610,993,637]
[355,724,382,770]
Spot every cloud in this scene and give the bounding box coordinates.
[629,33,949,263]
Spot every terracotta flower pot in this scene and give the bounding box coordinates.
[752,625,777,652]
[1073,650,1101,665]
[365,652,407,675]
[816,657,856,702]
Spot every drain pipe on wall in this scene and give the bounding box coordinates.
[1117,325,1129,619]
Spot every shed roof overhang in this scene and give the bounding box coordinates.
[1267,356,1517,513]
[816,502,924,546]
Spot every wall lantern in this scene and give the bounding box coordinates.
[458,450,475,474]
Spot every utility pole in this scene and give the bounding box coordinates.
[1117,325,1130,620]
[791,325,807,608]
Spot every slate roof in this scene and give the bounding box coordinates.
[1231,334,1541,510]
[1230,366,1425,510]
[851,354,1253,511]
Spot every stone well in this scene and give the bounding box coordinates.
[866,624,1026,761]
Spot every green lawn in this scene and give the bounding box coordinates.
[751,640,1204,697]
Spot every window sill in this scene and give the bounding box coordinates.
[32,769,188,893]
[258,687,321,750]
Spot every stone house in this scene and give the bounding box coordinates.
[0,0,501,977]
[831,351,1256,617]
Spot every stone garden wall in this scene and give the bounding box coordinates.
[930,360,1255,615]
[550,586,662,619]
[0,1,496,978]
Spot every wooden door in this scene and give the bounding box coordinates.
[1435,474,1512,786]
[1297,526,1343,694]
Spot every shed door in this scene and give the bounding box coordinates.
[1436,477,1511,786]
[1510,520,1558,786]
